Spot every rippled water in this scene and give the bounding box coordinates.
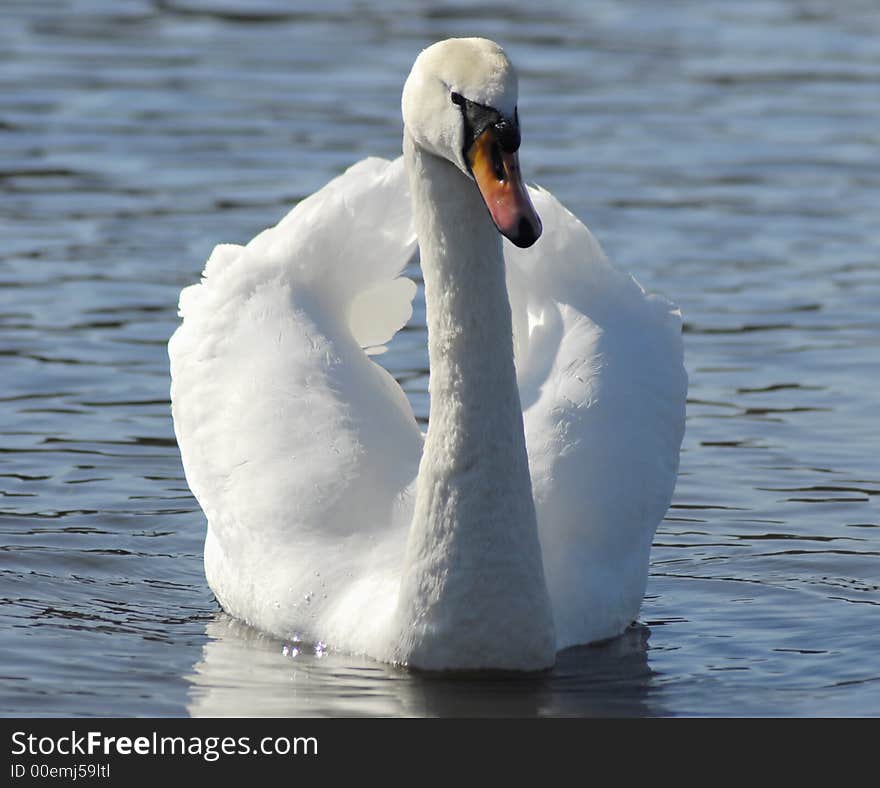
[2,0,878,717]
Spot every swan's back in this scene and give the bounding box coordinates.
[169,155,686,656]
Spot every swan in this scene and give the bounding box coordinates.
[169,37,686,672]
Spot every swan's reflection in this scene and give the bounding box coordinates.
[186,614,663,717]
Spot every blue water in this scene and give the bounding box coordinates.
[1,0,878,717]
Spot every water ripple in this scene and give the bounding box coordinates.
[1,0,878,717]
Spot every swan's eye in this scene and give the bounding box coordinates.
[494,117,520,154]
[451,92,519,178]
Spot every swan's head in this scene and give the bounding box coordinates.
[402,37,542,248]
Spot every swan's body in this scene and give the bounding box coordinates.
[169,38,686,671]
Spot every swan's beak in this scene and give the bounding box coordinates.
[468,127,542,248]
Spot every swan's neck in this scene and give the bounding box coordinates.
[392,133,555,671]
[407,135,521,462]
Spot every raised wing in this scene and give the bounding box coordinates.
[505,189,687,648]
[169,157,422,649]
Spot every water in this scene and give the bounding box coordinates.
[1,0,878,717]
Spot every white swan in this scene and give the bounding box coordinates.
[169,38,686,672]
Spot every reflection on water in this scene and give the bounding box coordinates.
[187,615,656,717]
[1,0,879,716]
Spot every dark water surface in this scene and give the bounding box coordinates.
[2,0,878,717]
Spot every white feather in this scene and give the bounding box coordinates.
[169,38,686,670]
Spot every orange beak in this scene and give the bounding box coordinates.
[467,126,542,249]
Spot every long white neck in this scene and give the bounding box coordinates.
[392,132,555,671]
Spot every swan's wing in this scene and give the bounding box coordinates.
[505,188,687,649]
[169,157,422,650]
